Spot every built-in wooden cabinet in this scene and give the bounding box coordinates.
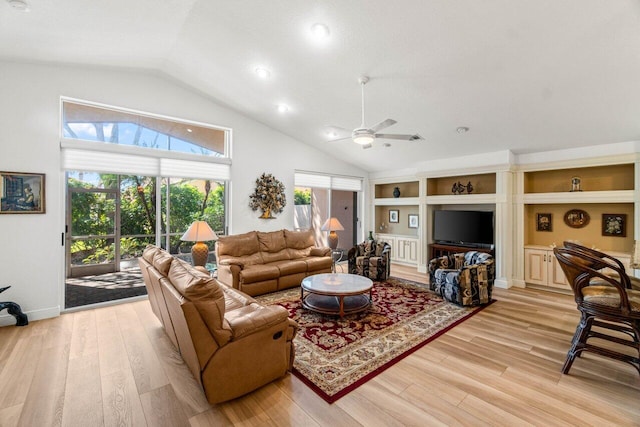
[524,245,631,291]
[522,162,635,260]
[370,156,638,290]
[524,246,570,290]
[396,236,418,264]
[372,180,421,268]
[376,233,418,266]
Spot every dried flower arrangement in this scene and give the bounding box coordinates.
[248,173,286,219]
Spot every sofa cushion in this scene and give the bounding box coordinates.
[223,286,257,311]
[240,264,280,284]
[152,251,174,275]
[258,230,291,263]
[217,231,261,258]
[257,230,287,252]
[270,259,307,276]
[169,258,221,301]
[143,245,160,262]
[301,256,333,272]
[168,259,232,345]
[285,229,315,258]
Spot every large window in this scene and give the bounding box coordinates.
[62,100,229,158]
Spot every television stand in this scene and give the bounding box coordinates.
[429,243,494,260]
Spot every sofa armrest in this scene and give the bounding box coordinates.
[219,259,245,269]
[225,304,290,340]
[310,247,331,257]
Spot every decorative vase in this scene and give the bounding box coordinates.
[393,187,400,198]
[259,208,273,219]
[368,231,374,241]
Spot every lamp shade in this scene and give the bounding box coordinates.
[180,221,218,242]
[321,217,344,232]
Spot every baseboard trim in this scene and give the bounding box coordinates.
[0,305,60,327]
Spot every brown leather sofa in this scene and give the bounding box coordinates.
[138,245,298,404]
[214,229,332,296]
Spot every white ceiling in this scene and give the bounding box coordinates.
[2,0,640,172]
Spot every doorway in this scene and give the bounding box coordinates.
[66,187,119,278]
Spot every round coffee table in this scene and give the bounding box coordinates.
[300,273,373,317]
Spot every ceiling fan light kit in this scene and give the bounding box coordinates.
[328,75,424,148]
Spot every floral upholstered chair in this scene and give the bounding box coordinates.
[347,240,391,281]
[428,251,495,306]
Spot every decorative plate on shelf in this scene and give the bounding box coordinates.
[563,209,590,228]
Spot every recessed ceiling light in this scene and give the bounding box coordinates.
[310,23,330,39]
[254,67,270,79]
[277,104,289,113]
[7,0,29,11]
[186,128,193,133]
[456,126,469,134]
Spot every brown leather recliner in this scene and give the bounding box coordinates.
[139,245,298,404]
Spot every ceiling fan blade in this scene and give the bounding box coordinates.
[375,133,424,141]
[325,125,352,133]
[370,118,397,133]
[327,136,352,143]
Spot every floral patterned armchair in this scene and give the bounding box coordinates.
[428,251,494,306]
[347,240,391,281]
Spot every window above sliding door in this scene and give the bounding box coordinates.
[61,98,230,159]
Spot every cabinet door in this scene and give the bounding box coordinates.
[524,248,547,286]
[548,255,570,289]
[396,237,418,265]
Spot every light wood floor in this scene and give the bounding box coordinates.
[1,264,639,426]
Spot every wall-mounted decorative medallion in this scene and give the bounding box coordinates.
[563,209,590,228]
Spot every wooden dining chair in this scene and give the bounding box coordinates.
[562,241,640,290]
[553,246,640,375]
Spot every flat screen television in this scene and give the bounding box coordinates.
[433,210,494,246]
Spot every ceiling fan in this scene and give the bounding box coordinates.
[328,76,423,149]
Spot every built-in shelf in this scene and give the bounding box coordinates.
[523,164,634,194]
[374,181,419,198]
[427,173,496,196]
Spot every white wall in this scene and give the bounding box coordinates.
[0,60,367,324]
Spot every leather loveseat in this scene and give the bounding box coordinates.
[214,229,332,296]
[138,245,298,404]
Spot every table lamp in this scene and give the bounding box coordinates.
[180,221,218,267]
[321,217,344,250]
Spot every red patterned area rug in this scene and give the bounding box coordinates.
[255,276,491,403]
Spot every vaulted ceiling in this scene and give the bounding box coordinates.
[2,0,639,172]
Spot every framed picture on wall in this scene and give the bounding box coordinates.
[408,214,419,229]
[536,213,552,232]
[389,210,399,223]
[602,213,626,237]
[0,171,45,214]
